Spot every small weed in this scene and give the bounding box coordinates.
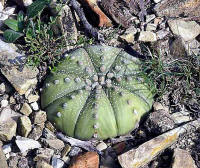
[140,47,200,101]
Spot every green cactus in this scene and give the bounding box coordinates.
[41,45,154,140]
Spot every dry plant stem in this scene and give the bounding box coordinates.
[70,0,104,41]
[57,132,97,151]
[80,0,112,27]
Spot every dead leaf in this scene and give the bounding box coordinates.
[69,152,99,168]
[79,0,112,27]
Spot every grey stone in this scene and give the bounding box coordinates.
[1,99,8,107]
[172,148,197,168]
[0,107,21,123]
[0,6,15,28]
[35,148,54,163]
[145,23,157,31]
[145,14,156,23]
[0,119,17,141]
[0,146,8,168]
[168,19,200,41]
[2,143,12,154]
[15,136,41,153]
[0,40,38,95]
[138,31,157,42]
[17,156,29,168]
[28,125,43,140]
[69,147,82,157]
[44,139,65,150]
[33,111,47,124]
[31,102,39,111]
[156,29,170,40]
[1,66,38,95]
[51,155,64,168]
[18,116,32,137]
[145,110,175,134]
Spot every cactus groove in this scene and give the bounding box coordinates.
[41,45,154,140]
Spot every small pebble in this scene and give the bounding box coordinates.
[1,99,8,108]
[30,102,39,111]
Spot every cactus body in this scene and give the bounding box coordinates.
[41,45,153,140]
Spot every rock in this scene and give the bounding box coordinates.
[9,96,16,104]
[154,0,200,22]
[44,139,65,150]
[172,148,197,168]
[31,102,39,111]
[0,39,38,95]
[0,6,15,28]
[145,23,157,31]
[51,4,77,50]
[33,111,47,124]
[169,37,187,58]
[61,144,71,158]
[43,128,56,140]
[69,147,82,157]
[8,154,20,168]
[69,152,99,168]
[36,160,53,168]
[1,99,8,107]
[45,121,56,133]
[119,27,137,43]
[28,125,43,140]
[153,0,162,3]
[145,14,156,23]
[118,120,200,168]
[138,31,157,42]
[0,107,21,123]
[0,146,8,168]
[156,29,170,40]
[2,66,38,95]
[27,94,39,103]
[96,142,108,151]
[172,112,191,125]
[145,110,175,134]
[51,155,64,168]
[0,83,5,94]
[18,116,32,137]
[18,157,29,168]
[2,143,12,154]
[168,19,200,41]
[184,39,200,55]
[15,136,41,153]
[35,148,54,163]
[20,103,32,116]
[0,119,17,141]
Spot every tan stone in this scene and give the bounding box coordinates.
[45,139,65,150]
[27,94,39,103]
[118,120,200,168]
[138,31,157,42]
[18,116,32,137]
[1,66,38,95]
[36,160,53,168]
[0,146,8,168]
[34,111,47,124]
[172,148,197,168]
[20,103,32,116]
[0,119,17,141]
